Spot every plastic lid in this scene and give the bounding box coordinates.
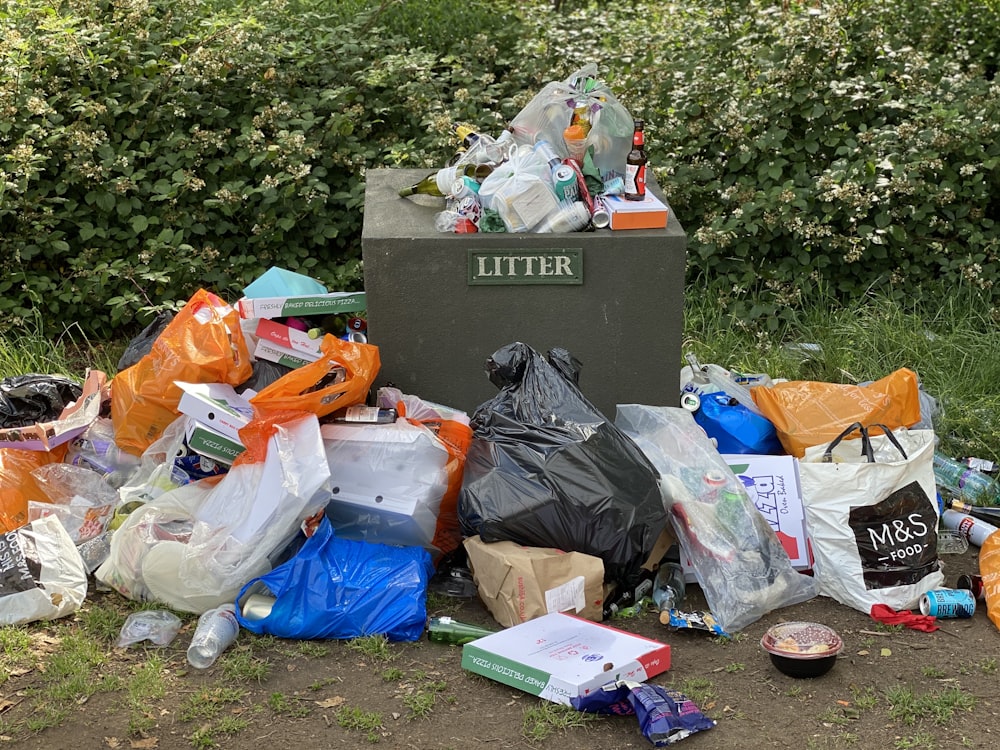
[761,621,843,659]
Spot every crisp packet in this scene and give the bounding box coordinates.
[572,680,715,746]
[666,609,730,638]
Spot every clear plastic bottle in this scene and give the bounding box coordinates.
[651,561,686,625]
[187,603,240,669]
[933,452,1000,506]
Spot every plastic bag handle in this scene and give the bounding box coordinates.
[822,422,869,463]
[867,423,909,460]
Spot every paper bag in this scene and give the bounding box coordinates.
[464,535,605,627]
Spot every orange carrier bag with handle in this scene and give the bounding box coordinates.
[250,334,380,419]
[111,289,252,456]
[751,367,922,458]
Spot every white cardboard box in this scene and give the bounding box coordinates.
[176,382,254,441]
[603,192,669,230]
[461,612,671,706]
[722,454,812,570]
[253,339,319,369]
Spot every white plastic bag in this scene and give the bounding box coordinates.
[96,414,330,613]
[509,64,635,181]
[798,424,942,613]
[0,515,88,625]
[28,463,118,543]
[477,144,559,232]
[614,404,816,633]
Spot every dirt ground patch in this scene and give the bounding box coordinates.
[2,544,998,750]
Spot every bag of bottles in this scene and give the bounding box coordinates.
[614,404,817,633]
[508,64,635,182]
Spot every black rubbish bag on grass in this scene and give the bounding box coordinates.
[458,342,667,587]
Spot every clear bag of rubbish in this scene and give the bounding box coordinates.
[508,63,635,182]
[117,415,194,506]
[116,610,183,648]
[477,144,559,232]
[614,404,816,633]
[97,413,330,613]
[28,463,119,543]
[66,417,142,489]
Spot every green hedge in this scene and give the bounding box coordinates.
[2,0,999,338]
[0,0,526,336]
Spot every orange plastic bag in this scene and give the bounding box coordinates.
[414,416,473,557]
[981,531,1000,632]
[751,367,922,458]
[111,289,252,456]
[0,445,69,532]
[250,335,380,419]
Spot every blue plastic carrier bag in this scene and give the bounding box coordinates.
[234,516,433,642]
[693,391,784,455]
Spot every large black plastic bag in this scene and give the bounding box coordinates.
[458,343,667,587]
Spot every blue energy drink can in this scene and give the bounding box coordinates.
[919,588,976,618]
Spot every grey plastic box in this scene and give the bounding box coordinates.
[361,168,687,418]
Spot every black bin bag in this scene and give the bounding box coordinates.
[458,342,667,587]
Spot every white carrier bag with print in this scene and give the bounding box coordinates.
[798,424,942,614]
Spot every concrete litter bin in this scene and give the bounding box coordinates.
[361,168,687,418]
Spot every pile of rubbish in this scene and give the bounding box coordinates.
[5,66,1000,749]
[4,262,1000,746]
[399,64,668,235]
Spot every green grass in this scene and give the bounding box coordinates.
[345,634,394,663]
[884,684,977,726]
[335,706,385,743]
[521,701,595,742]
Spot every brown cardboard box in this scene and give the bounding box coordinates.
[464,536,606,627]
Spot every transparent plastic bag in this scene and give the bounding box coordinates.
[477,144,559,232]
[116,610,183,648]
[97,414,331,613]
[614,404,816,633]
[508,64,635,181]
[28,463,118,543]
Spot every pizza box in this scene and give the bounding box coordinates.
[254,318,323,357]
[175,382,254,441]
[184,421,245,466]
[461,612,670,706]
[0,369,106,451]
[237,291,366,320]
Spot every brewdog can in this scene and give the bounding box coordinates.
[919,588,976,618]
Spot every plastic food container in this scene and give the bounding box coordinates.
[761,621,843,678]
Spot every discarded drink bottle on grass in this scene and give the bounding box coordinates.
[187,603,240,669]
[426,616,496,646]
[652,561,686,626]
[934,452,1000,506]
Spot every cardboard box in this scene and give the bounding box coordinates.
[176,382,254,441]
[463,536,605,626]
[254,318,323,358]
[461,612,670,706]
[253,339,318,369]
[237,291,366,320]
[184,421,245,465]
[0,370,106,451]
[722,454,812,570]
[603,192,669,230]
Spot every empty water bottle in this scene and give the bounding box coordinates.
[934,452,1000,506]
[187,603,240,669]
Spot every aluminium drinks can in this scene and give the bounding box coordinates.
[552,164,579,203]
[957,573,986,601]
[919,588,976,618]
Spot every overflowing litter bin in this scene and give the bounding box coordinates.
[361,168,686,418]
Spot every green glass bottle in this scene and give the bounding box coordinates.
[398,164,479,198]
[426,616,496,646]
